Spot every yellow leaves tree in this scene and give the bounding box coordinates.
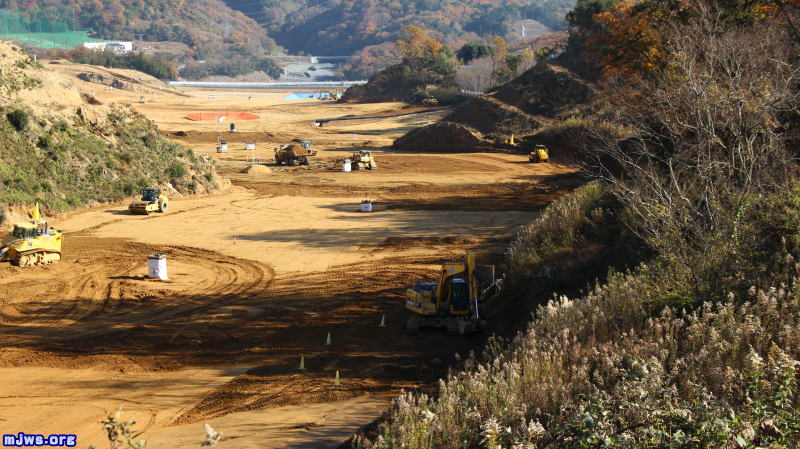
[591,0,665,78]
[396,25,442,59]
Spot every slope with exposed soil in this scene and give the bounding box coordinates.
[393,62,594,152]
[0,42,220,215]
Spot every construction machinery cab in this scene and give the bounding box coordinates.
[141,187,161,203]
[12,222,54,239]
[529,144,549,163]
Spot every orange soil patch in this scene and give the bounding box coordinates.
[186,111,260,121]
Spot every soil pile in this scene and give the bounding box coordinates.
[241,164,272,174]
[444,96,541,138]
[393,63,593,152]
[491,63,592,117]
[393,122,484,151]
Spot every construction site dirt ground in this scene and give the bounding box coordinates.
[0,68,582,449]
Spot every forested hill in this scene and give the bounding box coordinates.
[0,0,280,60]
[224,0,576,55]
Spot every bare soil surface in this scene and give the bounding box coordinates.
[0,66,582,449]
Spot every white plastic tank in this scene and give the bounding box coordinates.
[147,254,168,280]
[361,200,373,212]
[245,142,255,150]
[342,159,352,172]
[217,143,228,153]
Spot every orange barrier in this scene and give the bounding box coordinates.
[186,112,260,121]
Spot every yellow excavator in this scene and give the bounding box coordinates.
[529,144,550,163]
[128,187,168,215]
[404,252,503,335]
[0,203,63,267]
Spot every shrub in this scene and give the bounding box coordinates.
[123,182,137,196]
[167,163,186,179]
[53,120,69,132]
[7,108,29,131]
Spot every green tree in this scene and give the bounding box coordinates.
[456,42,495,64]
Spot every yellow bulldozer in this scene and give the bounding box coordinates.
[0,203,63,267]
[529,144,550,163]
[352,150,377,170]
[404,252,503,335]
[128,187,168,215]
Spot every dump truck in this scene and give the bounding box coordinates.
[274,143,316,166]
[351,150,377,170]
[0,203,62,267]
[404,252,502,335]
[129,187,168,215]
[529,144,549,163]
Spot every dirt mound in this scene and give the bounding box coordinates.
[392,63,592,151]
[490,63,593,118]
[77,72,125,90]
[241,164,272,174]
[393,122,486,151]
[443,96,542,138]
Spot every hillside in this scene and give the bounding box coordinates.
[0,1,281,77]
[0,42,219,217]
[225,0,575,56]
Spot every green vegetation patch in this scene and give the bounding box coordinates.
[0,108,216,212]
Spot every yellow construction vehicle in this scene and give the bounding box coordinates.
[128,187,168,215]
[352,150,377,170]
[0,203,63,267]
[275,142,316,166]
[404,252,503,335]
[529,144,549,163]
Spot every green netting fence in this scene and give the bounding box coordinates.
[0,9,105,49]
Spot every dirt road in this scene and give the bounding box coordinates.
[0,67,581,449]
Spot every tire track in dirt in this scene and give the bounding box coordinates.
[170,251,476,424]
[0,235,274,347]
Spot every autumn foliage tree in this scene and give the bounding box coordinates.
[395,25,458,86]
[591,0,665,77]
[591,1,800,298]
